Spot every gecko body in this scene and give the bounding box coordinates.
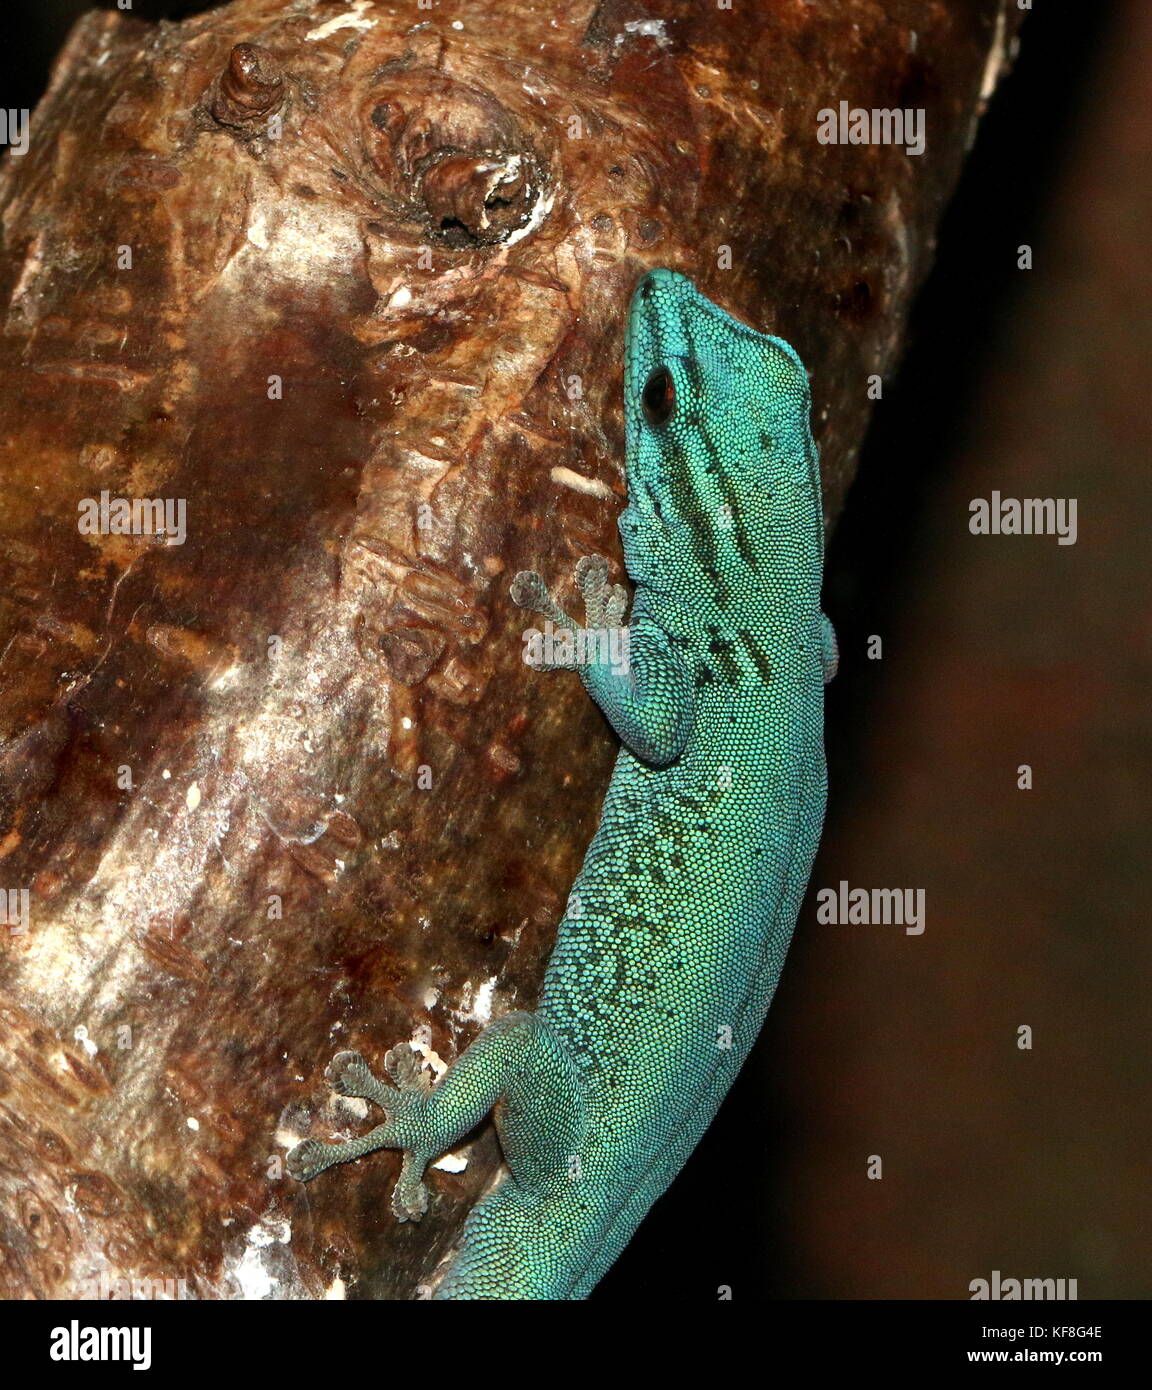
[287,269,835,1299]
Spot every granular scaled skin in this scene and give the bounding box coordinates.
[288,270,834,1300]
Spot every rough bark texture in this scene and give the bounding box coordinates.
[0,0,1021,1299]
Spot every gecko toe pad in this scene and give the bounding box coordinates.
[285,1138,331,1183]
[509,570,552,614]
[324,1050,376,1096]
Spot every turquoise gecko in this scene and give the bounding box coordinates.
[287,268,836,1299]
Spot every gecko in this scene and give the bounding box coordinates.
[286,268,836,1299]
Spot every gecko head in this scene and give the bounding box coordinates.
[619,268,824,601]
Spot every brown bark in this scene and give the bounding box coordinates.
[0,0,1022,1299]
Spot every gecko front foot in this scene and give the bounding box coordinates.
[510,569,571,626]
[574,554,628,631]
[511,558,629,673]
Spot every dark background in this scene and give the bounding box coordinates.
[4,0,1145,1301]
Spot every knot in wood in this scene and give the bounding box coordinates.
[212,43,285,127]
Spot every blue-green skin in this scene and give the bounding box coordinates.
[287,269,835,1299]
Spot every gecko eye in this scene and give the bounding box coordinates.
[641,366,676,427]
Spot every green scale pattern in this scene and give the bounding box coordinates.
[288,270,836,1299]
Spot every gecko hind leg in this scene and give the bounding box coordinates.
[287,1012,581,1223]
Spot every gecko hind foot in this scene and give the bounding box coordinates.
[285,1138,337,1183]
[324,1049,393,1107]
[392,1152,431,1222]
[378,1045,434,1220]
[382,1041,432,1093]
[285,1043,436,1201]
